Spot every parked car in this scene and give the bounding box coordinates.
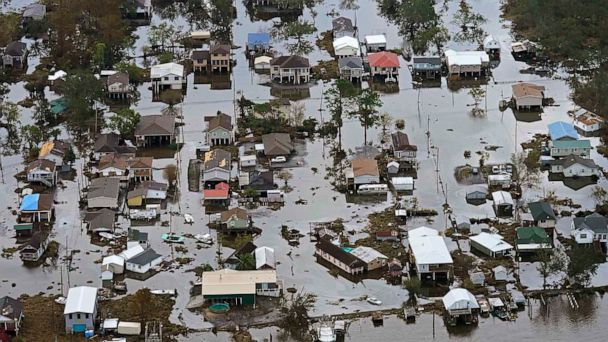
[271,156,287,163]
[472,167,479,175]
[367,297,382,305]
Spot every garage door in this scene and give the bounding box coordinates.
[73,324,87,333]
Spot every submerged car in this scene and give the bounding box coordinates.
[271,156,287,163]
[367,297,382,305]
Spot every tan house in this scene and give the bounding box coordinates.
[261,133,293,157]
[512,83,545,111]
[126,157,153,183]
[205,112,233,146]
[106,72,130,99]
[95,153,127,179]
[270,56,310,84]
[210,44,231,73]
[191,50,210,72]
[134,115,176,147]
[220,207,250,231]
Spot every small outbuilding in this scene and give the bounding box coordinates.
[469,232,513,258]
[492,191,513,217]
[442,288,479,324]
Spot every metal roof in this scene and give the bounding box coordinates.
[548,121,578,141]
[64,286,98,314]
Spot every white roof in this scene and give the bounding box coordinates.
[444,49,490,66]
[190,31,211,39]
[254,56,272,65]
[48,70,67,81]
[350,246,388,263]
[408,226,439,239]
[392,177,414,185]
[488,297,504,308]
[365,34,387,45]
[483,35,500,48]
[118,245,144,261]
[492,191,513,205]
[241,155,257,162]
[387,161,400,168]
[470,233,513,253]
[102,255,125,267]
[442,288,479,311]
[103,318,119,329]
[493,265,507,273]
[64,286,98,314]
[254,143,265,151]
[255,246,276,269]
[488,174,511,181]
[100,70,118,76]
[150,62,184,79]
[333,36,360,51]
[201,269,277,296]
[409,232,453,266]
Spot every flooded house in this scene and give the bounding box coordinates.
[365,34,387,52]
[255,246,276,270]
[391,131,417,167]
[202,182,230,207]
[38,140,69,166]
[205,112,233,146]
[483,35,501,57]
[333,36,361,59]
[349,246,389,271]
[19,193,54,222]
[571,213,608,245]
[203,149,232,186]
[219,207,250,231]
[466,190,487,204]
[254,55,272,71]
[528,201,556,238]
[102,255,125,274]
[270,55,311,84]
[134,115,176,147]
[191,49,210,73]
[408,227,453,282]
[240,155,257,168]
[444,49,489,77]
[19,234,47,262]
[127,181,168,208]
[511,83,545,111]
[392,177,414,191]
[347,157,380,191]
[84,208,116,233]
[239,170,275,196]
[387,161,400,174]
[106,72,131,99]
[549,140,592,158]
[126,157,153,183]
[64,286,98,334]
[0,296,24,337]
[332,17,355,39]
[150,62,185,92]
[13,223,33,237]
[493,265,508,281]
[262,133,293,157]
[210,44,232,73]
[22,3,46,23]
[487,174,511,187]
[93,133,136,161]
[516,226,552,255]
[388,258,403,277]
[94,153,127,179]
[87,177,120,209]
[368,51,400,82]
[376,230,400,242]
[246,32,271,53]
[26,159,57,187]
[548,121,579,141]
[124,248,163,274]
[572,108,604,135]
[492,191,514,217]
[469,232,513,258]
[128,228,149,247]
[201,269,281,306]
[1,41,27,68]
[315,237,365,275]
[442,288,479,325]
[411,56,442,80]
[548,154,600,178]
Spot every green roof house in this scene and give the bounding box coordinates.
[528,201,557,240]
[516,226,552,254]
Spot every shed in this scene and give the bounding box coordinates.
[102,255,125,274]
[469,232,513,257]
[442,288,479,314]
[365,34,387,52]
[240,155,257,168]
[469,271,485,286]
[492,191,513,217]
[493,265,508,281]
[392,177,414,191]
[387,161,400,174]
[483,35,500,55]
[117,321,141,335]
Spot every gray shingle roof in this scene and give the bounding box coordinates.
[338,56,363,69]
[573,213,608,234]
[127,248,162,266]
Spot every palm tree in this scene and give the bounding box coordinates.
[236,253,256,270]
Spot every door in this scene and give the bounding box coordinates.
[73,324,87,333]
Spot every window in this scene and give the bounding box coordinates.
[85,314,89,319]
[164,77,169,81]
[69,314,72,319]
[580,234,587,239]
[77,313,81,319]
[174,76,179,81]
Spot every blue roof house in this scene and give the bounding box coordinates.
[247,33,270,52]
[19,193,54,222]
[548,121,578,141]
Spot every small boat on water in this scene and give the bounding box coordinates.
[194,233,214,245]
[317,322,336,342]
[150,289,177,296]
[55,296,66,305]
[489,297,509,321]
[184,213,194,224]
[161,233,185,243]
[476,295,491,317]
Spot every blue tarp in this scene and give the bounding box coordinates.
[247,33,270,49]
[548,121,578,141]
[20,194,40,211]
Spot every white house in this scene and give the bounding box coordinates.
[512,83,545,111]
[240,155,257,168]
[549,140,591,158]
[255,246,276,270]
[124,248,163,274]
[333,36,360,59]
[408,227,453,281]
[493,265,508,281]
[444,49,489,76]
[442,288,479,316]
[150,62,185,92]
[64,286,98,333]
[387,161,400,174]
[392,177,414,191]
[483,35,500,55]
[365,34,387,52]
[205,112,233,146]
[572,213,608,245]
[254,56,272,70]
[469,232,513,258]
[549,154,600,177]
[573,108,604,134]
[26,159,56,187]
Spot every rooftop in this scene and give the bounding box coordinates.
[368,51,399,68]
[548,121,578,141]
[470,232,513,253]
[64,286,98,314]
[89,177,120,199]
[352,157,379,177]
[332,17,354,33]
[409,233,453,266]
[512,82,545,99]
[201,269,277,296]
[442,288,479,311]
[150,62,183,79]
[135,115,175,136]
[203,148,231,170]
[350,246,388,264]
[528,201,556,221]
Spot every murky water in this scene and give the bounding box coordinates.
[2,0,608,340]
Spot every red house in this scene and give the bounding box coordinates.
[368,51,400,81]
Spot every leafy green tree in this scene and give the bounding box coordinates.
[58,71,104,131]
[568,246,599,287]
[272,19,316,56]
[92,42,108,70]
[469,86,486,116]
[536,248,567,289]
[64,145,76,165]
[279,292,316,340]
[148,22,175,50]
[236,253,256,270]
[0,101,21,155]
[324,80,356,151]
[21,125,43,152]
[350,88,383,145]
[108,108,141,138]
[397,0,439,41]
[32,98,55,128]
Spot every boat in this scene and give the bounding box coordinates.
[475,295,491,317]
[317,322,336,342]
[489,297,509,320]
[194,233,214,245]
[161,233,185,243]
[150,289,177,296]
[367,297,382,305]
[184,213,194,224]
[54,296,66,305]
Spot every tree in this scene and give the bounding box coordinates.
[129,289,155,323]
[279,292,316,340]
[395,119,406,130]
[243,187,258,199]
[289,101,306,127]
[59,71,104,131]
[32,98,55,129]
[403,276,421,304]
[591,185,608,207]
[20,125,43,152]
[236,253,256,270]
[0,101,21,155]
[64,145,76,165]
[350,88,383,145]
[396,0,439,41]
[108,108,141,138]
[164,164,178,188]
[536,247,567,289]
[324,80,356,151]
[277,170,293,190]
[452,0,487,44]
[469,86,486,116]
[148,22,176,50]
[567,246,599,287]
[510,151,540,188]
[272,19,316,56]
[378,112,393,144]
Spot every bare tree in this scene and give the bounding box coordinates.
[510,151,540,188]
